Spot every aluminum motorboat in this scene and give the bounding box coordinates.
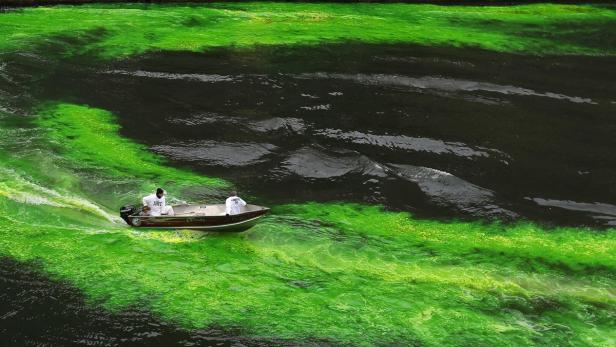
[120,203,270,232]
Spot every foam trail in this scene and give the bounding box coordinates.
[0,167,119,223]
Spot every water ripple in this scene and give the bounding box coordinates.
[103,69,236,83]
[297,73,596,104]
[152,141,277,167]
[168,114,307,135]
[389,164,517,218]
[281,147,387,179]
[531,197,616,225]
[315,128,508,161]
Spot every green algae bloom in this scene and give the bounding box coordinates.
[0,3,615,58]
[1,197,615,346]
[0,102,614,346]
[35,103,228,205]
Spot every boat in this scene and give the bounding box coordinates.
[119,203,270,232]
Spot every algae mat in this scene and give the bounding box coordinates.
[0,3,615,58]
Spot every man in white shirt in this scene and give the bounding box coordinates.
[142,188,174,216]
[225,191,246,216]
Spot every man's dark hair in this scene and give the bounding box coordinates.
[156,188,164,195]
[230,190,237,196]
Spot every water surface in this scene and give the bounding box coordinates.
[1,3,615,347]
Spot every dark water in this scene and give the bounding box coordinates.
[33,43,616,226]
[2,41,616,345]
[0,257,316,347]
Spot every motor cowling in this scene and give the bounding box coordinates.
[120,204,137,225]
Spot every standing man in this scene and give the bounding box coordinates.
[142,188,174,216]
[225,191,246,216]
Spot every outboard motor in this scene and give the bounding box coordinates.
[120,204,137,225]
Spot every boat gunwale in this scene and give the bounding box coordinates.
[127,205,270,220]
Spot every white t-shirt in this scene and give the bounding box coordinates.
[143,194,166,216]
[225,196,246,215]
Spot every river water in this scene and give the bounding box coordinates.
[1,8,616,347]
[34,43,616,225]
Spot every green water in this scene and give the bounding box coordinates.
[1,3,615,346]
[1,3,616,58]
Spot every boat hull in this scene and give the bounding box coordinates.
[124,204,269,232]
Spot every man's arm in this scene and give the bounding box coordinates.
[225,200,231,215]
[239,198,247,206]
[142,196,149,206]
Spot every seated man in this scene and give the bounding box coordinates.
[142,188,174,216]
[225,191,246,216]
